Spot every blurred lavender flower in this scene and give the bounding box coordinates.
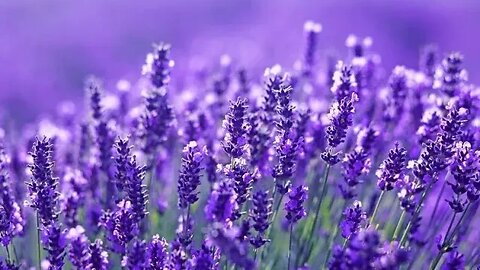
[205,180,237,224]
[382,66,409,124]
[340,200,366,239]
[67,226,89,269]
[86,239,109,270]
[301,21,322,77]
[41,223,67,270]
[142,43,174,89]
[139,87,175,156]
[419,44,439,78]
[249,190,272,248]
[207,223,254,270]
[225,159,253,220]
[169,240,188,270]
[285,185,308,224]
[340,148,371,199]
[331,61,358,101]
[441,251,465,270]
[187,243,219,270]
[122,238,147,270]
[0,142,24,246]
[433,52,467,97]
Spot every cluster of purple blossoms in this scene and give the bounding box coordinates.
[3,18,480,270]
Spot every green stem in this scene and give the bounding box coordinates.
[303,164,330,258]
[392,210,406,241]
[427,180,447,228]
[288,225,293,270]
[369,190,385,226]
[399,184,432,246]
[430,204,471,269]
[36,213,42,270]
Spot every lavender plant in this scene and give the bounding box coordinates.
[1,20,480,270]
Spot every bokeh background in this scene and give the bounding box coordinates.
[1,0,480,126]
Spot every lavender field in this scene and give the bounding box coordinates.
[0,1,479,269]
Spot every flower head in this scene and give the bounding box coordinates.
[285,185,308,225]
[142,43,174,88]
[178,141,204,209]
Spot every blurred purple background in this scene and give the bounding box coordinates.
[1,1,480,126]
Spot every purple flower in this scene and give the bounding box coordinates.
[187,243,220,270]
[42,223,67,270]
[419,44,439,78]
[67,226,89,269]
[340,201,366,239]
[224,159,253,220]
[356,126,380,155]
[0,142,24,246]
[441,251,465,270]
[142,43,174,88]
[416,108,442,144]
[178,141,204,209]
[382,66,409,124]
[413,104,468,184]
[273,84,303,194]
[100,200,139,254]
[139,87,175,155]
[0,259,19,270]
[122,238,147,270]
[340,148,371,199]
[374,242,408,269]
[346,34,372,58]
[433,52,467,97]
[205,180,237,224]
[26,137,60,226]
[114,137,131,192]
[285,185,308,225]
[324,92,359,149]
[207,223,254,270]
[344,228,381,269]
[222,98,250,159]
[86,239,109,270]
[301,21,322,77]
[331,61,358,101]
[376,142,407,191]
[261,65,285,118]
[169,240,188,270]
[447,142,479,212]
[396,175,424,213]
[147,235,168,270]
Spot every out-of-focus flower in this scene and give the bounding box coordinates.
[285,185,308,224]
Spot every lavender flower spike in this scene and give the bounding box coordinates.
[26,137,60,226]
[285,185,308,224]
[376,142,407,191]
[147,235,168,270]
[122,238,147,270]
[340,200,366,239]
[178,141,204,209]
[0,141,24,246]
[205,180,237,224]
[301,20,322,77]
[249,190,273,248]
[222,98,250,159]
[86,239,109,270]
[142,43,175,88]
[331,61,357,101]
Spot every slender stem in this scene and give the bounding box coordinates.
[4,246,10,262]
[392,210,406,241]
[369,190,385,226]
[258,186,283,268]
[299,164,330,266]
[427,180,447,228]
[400,184,432,246]
[322,200,347,268]
[288,224,293,270]
[301,165,331,265]
[36,213,42,270]
[430,204,471,269]
[11,243,18,262]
